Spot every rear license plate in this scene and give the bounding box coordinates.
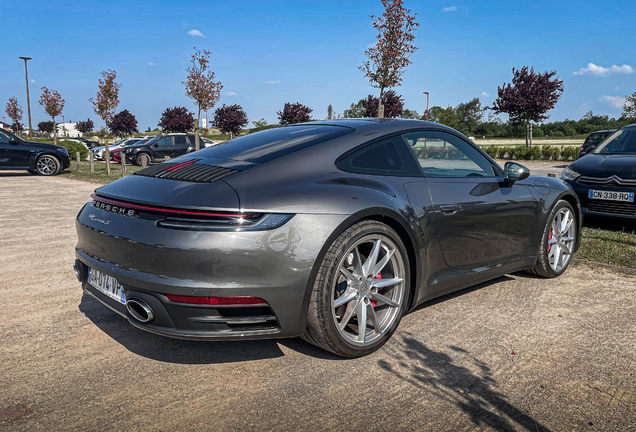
[88,267,126,304]
[588,190,634,202]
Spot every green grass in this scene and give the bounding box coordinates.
[577,227,636,268]
[59,161,143,184]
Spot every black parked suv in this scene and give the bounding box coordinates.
[0,128,71,175]
[122,134,197,166]
[580,130,615,157]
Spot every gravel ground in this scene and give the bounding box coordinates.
[1,172,635,432]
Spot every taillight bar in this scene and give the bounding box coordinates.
[92,193,259,219]
[166,294,267,305]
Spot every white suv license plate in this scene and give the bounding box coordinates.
[88,267,126,305]
[588,190,634,202]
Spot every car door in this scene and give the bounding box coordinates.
[0,130,31,168]
[153,136,173,160]
[402,130,535,270]
[172,135,190,157]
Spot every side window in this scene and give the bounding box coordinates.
[174,136,187,145]
[158,137,172,146]
[0,130,12,144]
[403,131,495,178]
[338,138,407,175]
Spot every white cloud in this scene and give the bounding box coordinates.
[265,80,280,84]
[147,62,154,66]
[599,95,625,109]
[187,29,205,38]
[481,91,489,97]
[226,91,238,96]
[615,86,621,91]
[30,78,35,83]
[442,5,457,12]
[574,62,633,77]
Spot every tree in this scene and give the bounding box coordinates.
[491,66,564,147]
[158,106,195,133]
[252,118,268,128]
[436,106,459,129]
[183,48,223,151]
[426,106,444,123]
[401,108,420,119]
[76,119,94,136]
[359,0,419,118]
[6,97,23,135]
[277,102,313,125]
[89,70,120,174]
[327,104,334,120]
[343,100,365,118]
[10,122,24,134]
[361,90,404,118]
[109,110,138,138]
[212,104,249,138]
[623,92,636,120]
[455,97,484,136]
[38,87,65,145]
[38,121,55,136]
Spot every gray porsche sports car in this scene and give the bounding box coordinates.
[74,119,581,357]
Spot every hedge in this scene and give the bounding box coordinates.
[29,138,89,160]
[480,145,579,161]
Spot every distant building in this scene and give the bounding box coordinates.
[202,118,207,129]
[0,121,8,130]
[56,122,82,138]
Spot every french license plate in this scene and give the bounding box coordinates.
[88,267,126,304]
[588,190,634,202]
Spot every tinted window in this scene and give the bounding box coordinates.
[174,136,187,145]
[338,138,406,175]
[0,130,13,143]
[157,137,172,146]
[404,131,495,178]
[195,125,353,164]
[594,129,636,154]
[144,136,160,146]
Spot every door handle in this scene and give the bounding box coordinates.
[440,204,462,215]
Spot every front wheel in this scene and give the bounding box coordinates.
[527,200,577,278]
[35,155,61,176]
[303,220,410,358]
[136,153,151,167]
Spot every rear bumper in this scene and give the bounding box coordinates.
[75,204,348,340]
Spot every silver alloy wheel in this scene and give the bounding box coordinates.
[548,208,576,272]
[37,156,57,175]
[331,234,406,346]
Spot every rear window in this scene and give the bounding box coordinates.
[195,125,354,164]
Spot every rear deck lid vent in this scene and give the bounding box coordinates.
[134,159,238,183]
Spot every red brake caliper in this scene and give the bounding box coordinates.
[371,274,382,307]
[548,230,553,253]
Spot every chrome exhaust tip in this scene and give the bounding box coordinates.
[73,260,85,283]
[126,299,154,323]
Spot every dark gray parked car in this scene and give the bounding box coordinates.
[73,119,581,357]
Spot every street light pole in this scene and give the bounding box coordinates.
[423,91,429,121]
[19,56,33,139]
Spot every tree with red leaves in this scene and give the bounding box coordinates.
[76,119,94,136]
[360,0,419,118]
[277,102,313,125]
[38,121,55,136]
[110,110,138,138]
[38,88,65,145]
[361,90,404,118]
[183,48,223,151]
[89,70,120,174]
[158,107,195,133]
[212,104,249,139]
[491,66,564,147]
[6,97,23,136]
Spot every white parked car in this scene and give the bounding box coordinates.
[91,138,142,160]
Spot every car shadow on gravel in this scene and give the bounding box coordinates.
[79,293,341,363]
[379,334,552,432]
[0,172,33,177]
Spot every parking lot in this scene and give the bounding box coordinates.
[1,172,635,431]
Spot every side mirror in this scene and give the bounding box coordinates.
[154,143,159,147]
[8,138,20,145]
[504,162,530,183]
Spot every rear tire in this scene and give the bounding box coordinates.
[35,155,61,176]
[303,220,410,358]
[527,200,577,278]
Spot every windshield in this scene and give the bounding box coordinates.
[593,129,636,154]
[585,132,613,145]
[141,136,160,146]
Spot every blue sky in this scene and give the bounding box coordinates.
[1,0,635,130]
